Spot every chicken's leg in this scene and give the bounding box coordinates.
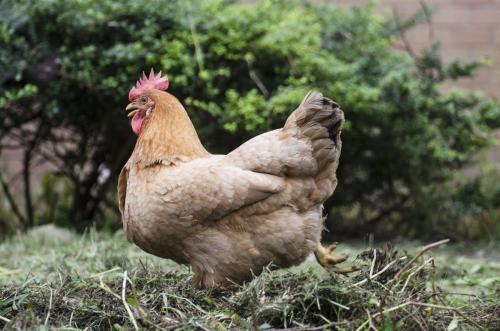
[314,243,357,274]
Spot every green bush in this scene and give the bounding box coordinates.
[417,167,500,241]
[1,0,499,237]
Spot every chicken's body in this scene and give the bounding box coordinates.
[119,87,345,287]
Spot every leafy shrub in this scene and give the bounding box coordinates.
[416,167,500,241]
[1,0,499,237]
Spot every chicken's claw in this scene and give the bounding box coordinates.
[314,243,358,274]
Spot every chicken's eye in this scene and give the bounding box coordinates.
[140,96,148,104]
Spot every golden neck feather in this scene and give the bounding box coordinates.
[130,91,209,167]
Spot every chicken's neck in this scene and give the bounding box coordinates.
[130,101,209,168]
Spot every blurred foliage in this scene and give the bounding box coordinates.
[0,0,499,239]
[417,167,500,241]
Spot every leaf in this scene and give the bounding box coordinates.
[447,316,459,331]
[368,297,379,306]
[126,296,139,308]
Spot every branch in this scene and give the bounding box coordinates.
[0,172,26,226]
[22,148,34,228]
[245,56,270,98]
[187,9,204,73]
[21,118,46,228]
[392,8,417,60]
[245,56,273,130]
[418,0,434,42]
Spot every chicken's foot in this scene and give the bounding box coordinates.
[314,243,357,274]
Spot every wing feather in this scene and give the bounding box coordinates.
[154,160,285,222]
[117,166,128,216]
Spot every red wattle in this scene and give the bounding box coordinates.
[131,114,145,135]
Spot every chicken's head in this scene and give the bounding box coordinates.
[126,69,169,135]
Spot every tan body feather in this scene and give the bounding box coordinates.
[118,91,344,287]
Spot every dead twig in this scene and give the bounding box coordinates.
[357,300,483,331]
[98,276,121,300]
[44,287,53,326]
[350,257,406,288]
[410,302,485,330]
[370,249,377,279]
[122,271,139,331]
[366,309,378,331]
[0,315,11,323]
[399,257,433,294]
[392,239,449,280]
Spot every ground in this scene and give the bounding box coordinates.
[0,225,499,330]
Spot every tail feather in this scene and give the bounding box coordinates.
[284,91,344,172]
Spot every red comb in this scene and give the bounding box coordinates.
[128,68,169,101]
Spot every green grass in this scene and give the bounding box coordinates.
[0,225,499,330]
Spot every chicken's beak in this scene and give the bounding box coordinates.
[126,102,138,118]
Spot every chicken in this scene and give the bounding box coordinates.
[118,69,351,288]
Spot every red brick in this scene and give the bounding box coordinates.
[433,8,472,24]
[455,0,492,5]
[467,49,500,62]
[494,27,500,43]
[332,0,368,6]
[405,25,432,43]
[332,0,499,97]
[441,49,475,61]
[469,9,500,24]
[384,0,452,5]
[435,27,492,45]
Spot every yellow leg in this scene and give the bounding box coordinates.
[314,243,358,274]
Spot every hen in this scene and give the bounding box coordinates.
[118,70,351,288]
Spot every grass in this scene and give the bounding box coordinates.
[0,225,499,330]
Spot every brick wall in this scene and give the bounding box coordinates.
[334,0,500,97]
[333,0,500,169]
